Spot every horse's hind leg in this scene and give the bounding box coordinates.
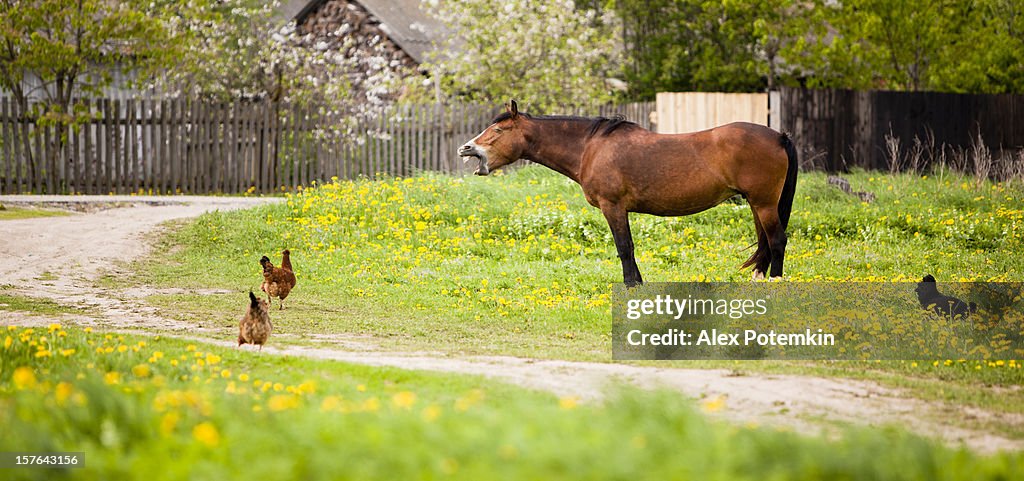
[751,204,788,279]
[600,204,644,286]
[746,205,772,279]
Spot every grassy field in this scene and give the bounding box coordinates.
[97,167,1024,432]
[2,324,1022,480]
[122,168,1023,357]
[4,168,1024,478]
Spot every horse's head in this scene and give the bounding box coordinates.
[459,100,529,175]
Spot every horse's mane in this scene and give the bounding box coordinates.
[489,112,637,138]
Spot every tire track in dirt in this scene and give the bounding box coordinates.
[0,195,1020,453]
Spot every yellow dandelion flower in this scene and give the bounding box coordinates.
[454,390,485,412]
[132,364,152,378]
[12,366,36,390]
[701,395,726,413]
[192,422,220,448]
[3,336,11,349]
[104,372,122,385]
[392,391,417,410]
[421,404,441,422]
[220,369,231,379]
[55,382,74,406]
[34,349,51,358]
[320,396,343,412]
[268,394,300,412]
[159,412,180,437]
[238,373,250,382]
[558,396,579,410]
[362,397,381,412]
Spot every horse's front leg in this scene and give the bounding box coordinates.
[600,205,643,287]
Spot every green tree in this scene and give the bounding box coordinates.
[608,0,1024,96]
[611,0,811,98]
[930,0,1024,93]
[781,0,1024,94]
[157,0,412,117]
[0,0,173,123]
[809,0,966,91]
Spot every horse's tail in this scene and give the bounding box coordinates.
[777,133,799,230]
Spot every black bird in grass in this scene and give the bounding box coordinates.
[915,274,977,318]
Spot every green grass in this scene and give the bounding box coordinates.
[112,168,1024,428]
[0,290,93,317]
[0,204,70,221]
[1,325,1021,480]
[122,168,1024,355]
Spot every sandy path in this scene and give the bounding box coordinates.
[1,196,274,331]
[0,195,1020,453]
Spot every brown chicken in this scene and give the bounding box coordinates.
[281,249,295,274]
[238,291,272,351]
[260,250,296,310]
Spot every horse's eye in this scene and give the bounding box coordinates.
[494,127,503,133]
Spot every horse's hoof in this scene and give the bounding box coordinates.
[752,270,766,281]
[769,276,783,282]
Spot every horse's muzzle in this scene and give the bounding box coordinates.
[458,144,489,175]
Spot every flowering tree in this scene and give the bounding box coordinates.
[0,0,173,123]
[422,0,623,112]
[158,0,412,117]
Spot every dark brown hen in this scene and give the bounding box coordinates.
[260,253,295,310]
[239,291,272,351]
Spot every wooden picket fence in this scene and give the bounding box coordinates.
[0,98,654,195]
[777,87,1024,171]
[654,92,769,134]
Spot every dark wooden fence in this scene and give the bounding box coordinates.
[0,98,654,194]
[778,87,1024,171]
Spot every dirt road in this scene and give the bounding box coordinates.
[0,195,1019,453]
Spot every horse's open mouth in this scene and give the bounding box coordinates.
[462,154,489,175]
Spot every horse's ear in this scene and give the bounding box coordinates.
[506,99,519,118]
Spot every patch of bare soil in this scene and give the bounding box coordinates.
[0,194,1019,453]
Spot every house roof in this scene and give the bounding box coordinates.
[281,0,445,64]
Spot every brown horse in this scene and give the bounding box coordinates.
[458,100,798,286]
